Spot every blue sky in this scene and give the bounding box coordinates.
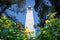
[3,0,39,25]
[3,0,52,25]
[2,0,52,35]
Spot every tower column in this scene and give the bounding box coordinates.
[25,6,36,38]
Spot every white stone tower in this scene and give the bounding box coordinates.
[25,6,36,38]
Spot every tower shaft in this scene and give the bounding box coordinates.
[25,6,36,38]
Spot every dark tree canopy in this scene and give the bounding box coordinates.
[34,0,51,27]
[0,0,26,16]
[0,0,26,23]
[34,0,60,27]
[49,0,60,18]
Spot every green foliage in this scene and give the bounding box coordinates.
[0,16,24,40]
[36,12,60,40]
[0,13,60,40]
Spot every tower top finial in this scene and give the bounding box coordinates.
[27,6,32,10]
[28,6,31,7]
